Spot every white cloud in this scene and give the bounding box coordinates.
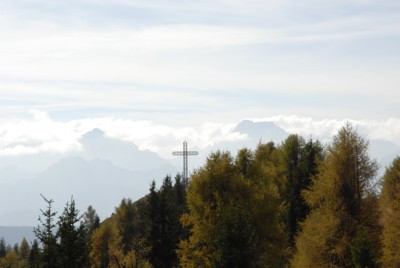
[0,112,399,159]
[253,115,400,146]
[0,111,246,158]
[0,110,83,155]
[78,118,246,157]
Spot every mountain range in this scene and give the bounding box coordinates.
[0,128,177,227]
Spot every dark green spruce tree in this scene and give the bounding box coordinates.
[0,237,6,258]
[28,239,41,268]
[146,175,187,268]
[279,135,323,246]
[146,180,161,267]
[57,197,90,268]
[34,195,59,268]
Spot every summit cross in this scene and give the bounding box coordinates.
[172,141,198,186]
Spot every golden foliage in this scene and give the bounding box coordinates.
[292,124,378,268]
[380,157,400,267]
[178,147,287,267]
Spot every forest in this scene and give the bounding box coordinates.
[0,123,399,267]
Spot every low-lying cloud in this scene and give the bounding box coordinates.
[0,111,399,160]
[0,111,245,158]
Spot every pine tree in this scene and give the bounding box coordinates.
[279,135,323,246]
[83,205,100,238]
[90,219,113,268]
[146,180,161,266]
[28,240,41,268]
[351,225,375,268]
[0,250,24,268]
[57,197,90,268]
[380,156,400,267]
[145,175,187,268]
[250,143,288,266]
[292,123,378,267]
[13,243,19,254]
[90,198,150,268]
[114,199,137,251]
[178,151,250,267]
[0,237,6,258]
[178,149,285,267]
[173,174,189,245]
[235,147,254,178]
[34,195,59,268]
[19,238,30,262]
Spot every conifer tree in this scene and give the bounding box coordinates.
[249,143,288,266]
[113,198,138,253]
[57,197,90,268]
[178,148,285,267]
[19,238,30,262]
[90,219,113,268]
[0,238,6,258]
[83,205,100,238]
[13,243,19,254]
[173,174,189,243]
[279,135,323,246]
[28,240,41,268]
[380,156,400,267]
[351,225,375,268]
[146,180,161,266]
[90,199,150,268]
[156,176,176,267]
[235,147,254,178]
[146,175,187,268]
[0,250,24,267]
[292,124,378,267]
[34,195,59,268]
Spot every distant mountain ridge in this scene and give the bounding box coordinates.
[80,128,169,172]
[233,120,289,142]
[0,155,176,226]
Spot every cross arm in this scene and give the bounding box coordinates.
[172,151,199,156]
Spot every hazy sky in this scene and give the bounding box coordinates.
[0,0,399,158]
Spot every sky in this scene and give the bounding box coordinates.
[0,0,399,159]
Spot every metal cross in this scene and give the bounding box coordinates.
[172,141,198,186]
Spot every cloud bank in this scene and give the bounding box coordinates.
[0,111,399,160]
